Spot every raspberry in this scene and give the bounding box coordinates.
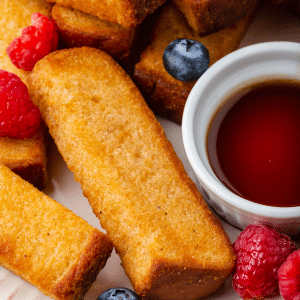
[6,12,58,71]
[232,224,297,299]
[0,69,41,139]
[278,249,300,300]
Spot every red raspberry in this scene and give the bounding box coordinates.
[0,70,41,139]
[232,224,297,299]
[6,13,58,71]
[278,249,300,300]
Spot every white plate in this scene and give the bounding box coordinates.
[1,3,300,300]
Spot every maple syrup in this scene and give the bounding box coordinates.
[207,79,300,207]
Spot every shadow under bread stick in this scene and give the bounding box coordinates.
[28,47,235,300]
[0,163,113,300]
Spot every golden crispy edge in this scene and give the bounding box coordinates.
[51,229,113,300]
[136,258,234,300]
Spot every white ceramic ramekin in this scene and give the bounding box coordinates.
[182,42,300,236]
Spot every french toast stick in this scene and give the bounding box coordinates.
[29,47,236,300]
[133,2,257,124]
[46,0,167,28]
[51,4,138,64]
[172,0,258,36]
[0,0,52,189]
[0,163,113,300]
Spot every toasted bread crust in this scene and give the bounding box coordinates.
[46,0,167,28]
[172,0,258,36]
[0,163,113,300]
[52,4,137,63]
[29,47,235,300]
[0,123,50,190]
[133,2,256,124]
[51,230,113,300]
[140,260,231,300]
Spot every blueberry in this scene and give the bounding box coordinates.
[163,38,210,82]
[97,287,141,300]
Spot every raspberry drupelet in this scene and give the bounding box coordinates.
[278,249,300,300]
[0,70,41,139]
[232,224,297,299]
[6,13,58,71]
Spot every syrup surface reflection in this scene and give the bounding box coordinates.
[207,80,300,207]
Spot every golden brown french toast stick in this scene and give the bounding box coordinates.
[0,163,113,300]
[29,47,235,300]
[46,0,167,28]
